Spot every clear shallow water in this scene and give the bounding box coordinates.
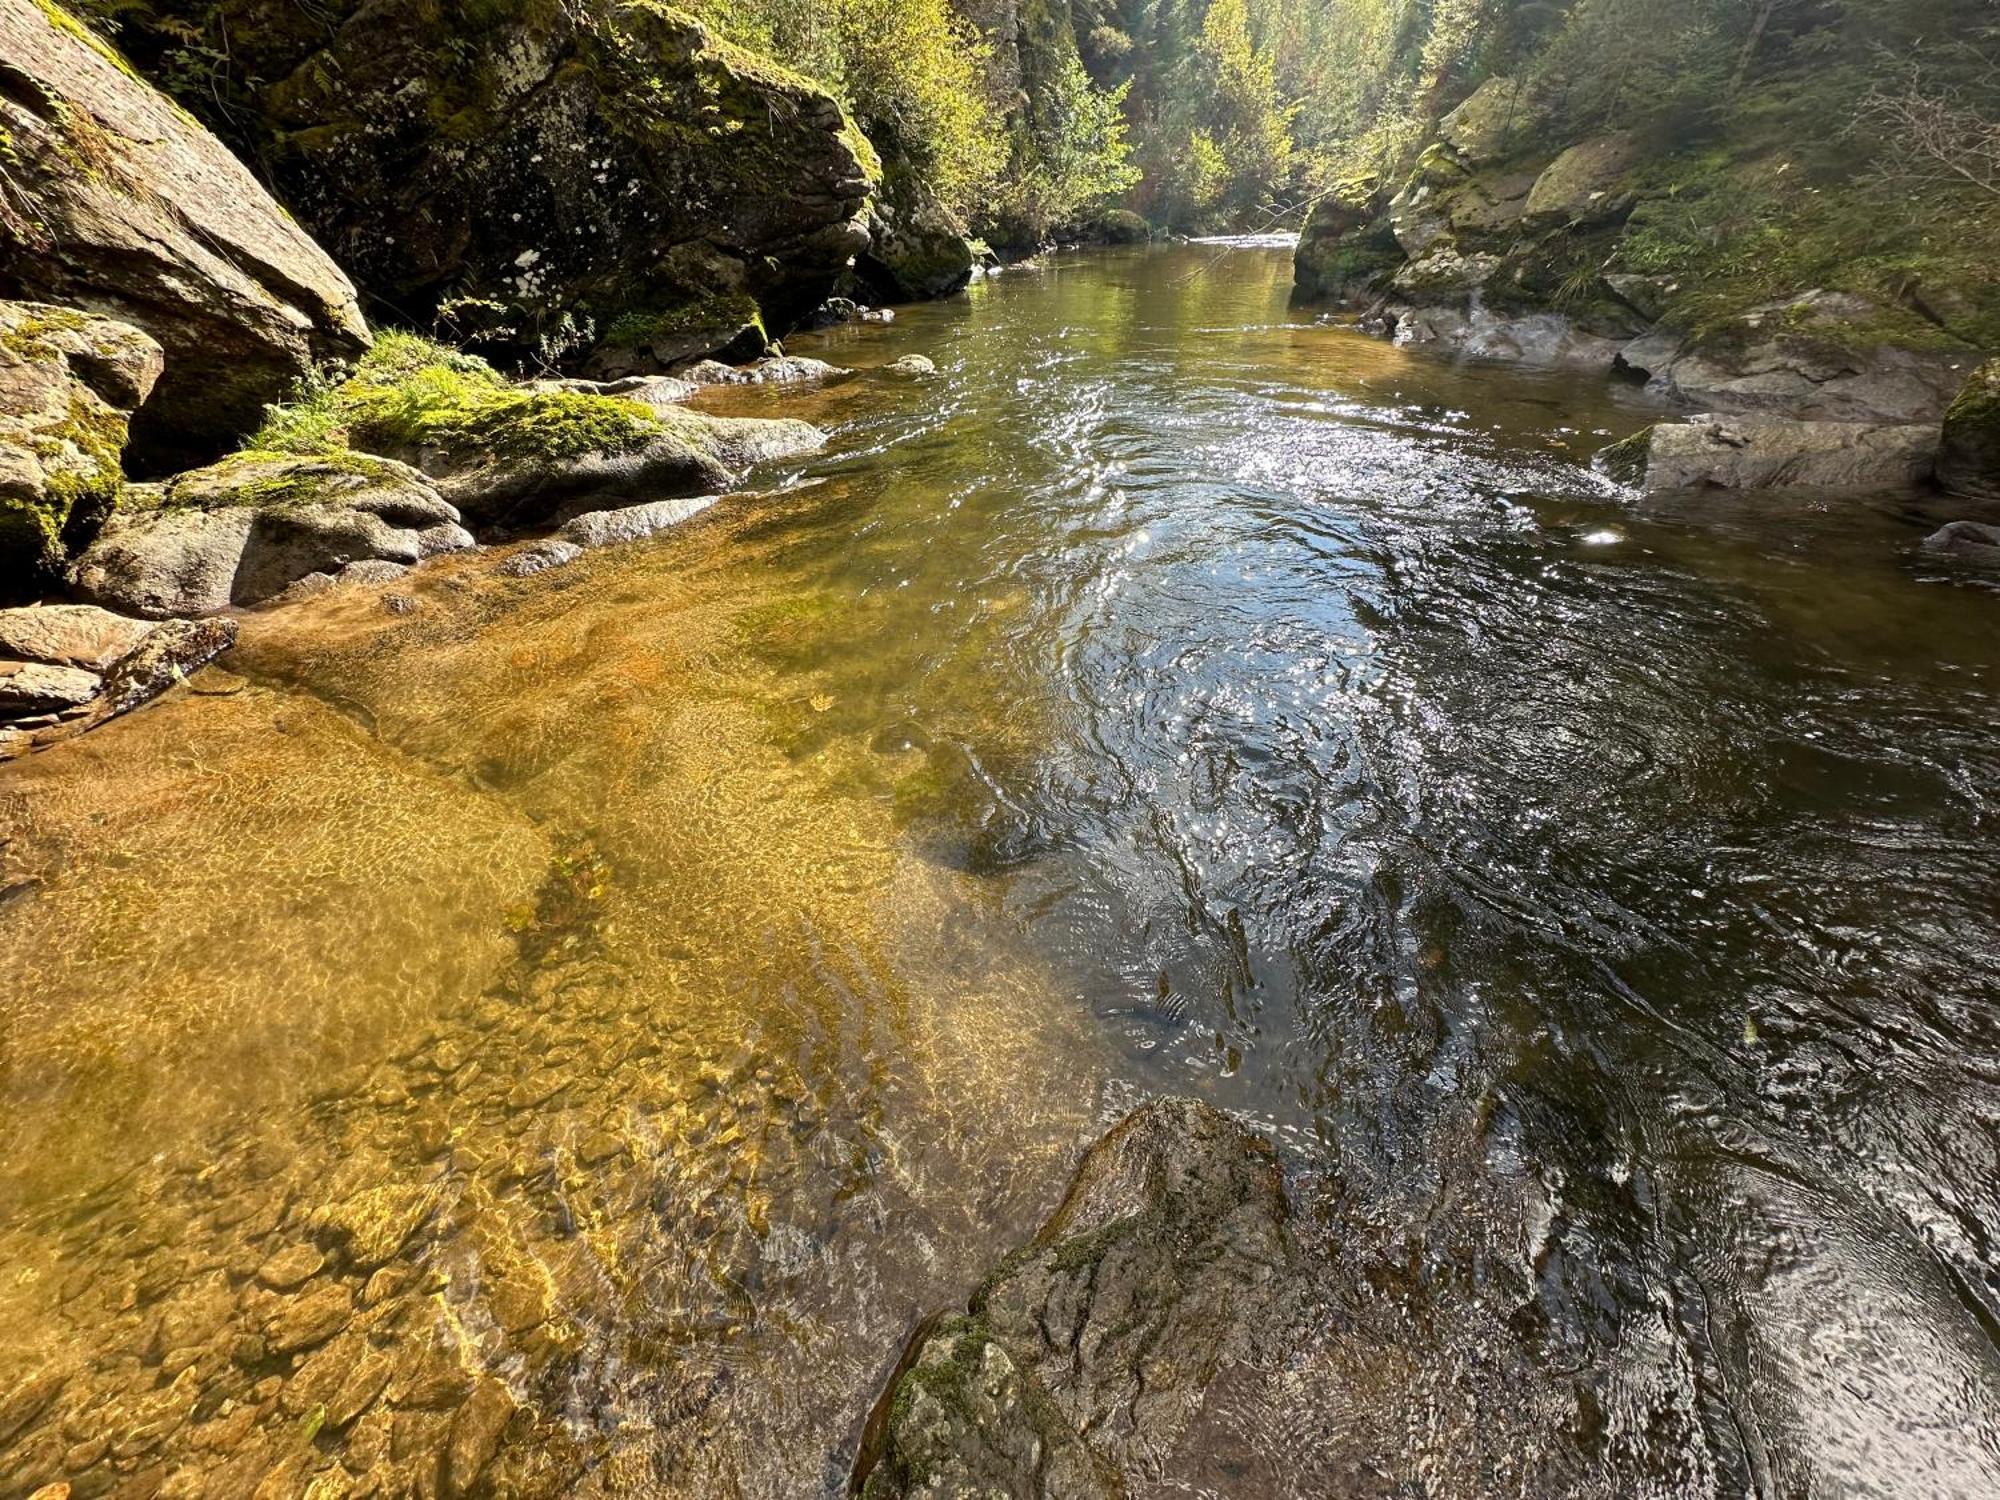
[3,244,1999,1497]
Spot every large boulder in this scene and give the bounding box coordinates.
[71,452,473,617]
[1596,414,1939,494]
[0,602,235,758]
[117,0,878,368]
[1522,132,1640,227]
[343,381,824,530]
[1614,293,1981,425]
[1938,360,2000,501]
[1437,77,1546,166]
[857,1099,1300,1498]
[0,0,367,469]
[0,301,162,596]
[1292,181,1403,305]
[856,169,977,302]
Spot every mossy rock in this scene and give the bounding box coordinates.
[103,0,878,369]
[0,300,162,601]
[594,293,768,375]
[0,0,367,469]
[1940,360,2000,502]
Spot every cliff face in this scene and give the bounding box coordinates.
[114,0,881,369]
[0,0,368,469]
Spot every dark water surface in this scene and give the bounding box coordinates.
[4,244,1999,1497]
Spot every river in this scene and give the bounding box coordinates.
[2,242,1998,1497]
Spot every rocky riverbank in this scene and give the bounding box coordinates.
[0,0,962,761]
[1290,77,2000,516]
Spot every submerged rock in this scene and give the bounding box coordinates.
[71,453,472,618]
[559,496,717,548]
[1922,520,2000,562]
[857,1098,1299,1498]
[0,302,163,596]
[1939,360,2000,501]
[498,539,583,577]
[0,603,237,759]
[0,2,367,467]
[1596,414,1939,494]
[885,355,938,377]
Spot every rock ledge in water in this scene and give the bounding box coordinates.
[71,454,472,618]
[0,603,236,759]
[1596,414,1938,494]
[857,1097,1299,1499]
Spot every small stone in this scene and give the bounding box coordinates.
[389,1348,473,1412]
[189,669,248,697]
[497,541,580,578]
[361,1267,412,1308]
[0,1368,70,1444]
[886,354,935,376]
[443,1378,516,1497]
[309,1183,439,1269]
[255,1244,326,1291]
[325,1352,394,1431]
[261,1281,353,1354]
[229,1333,269,1367]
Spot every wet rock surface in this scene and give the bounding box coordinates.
[1922,519,2000,562]
[559,496,718,549]
[70,454,474,619]
[0,603,235,759]
[1596,413,1940,494]
[677,356,852,387]
[858,1099,1301,1498]
[0,3,367,467]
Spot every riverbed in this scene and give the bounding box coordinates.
[2,243,1997,1497]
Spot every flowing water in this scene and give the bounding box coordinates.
[3,243,1999,1498]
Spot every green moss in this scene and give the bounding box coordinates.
[250,332,659,465]
[1595,428,1651,489]
[1,391,126,590]
[1946,364,2000,430]
[0,308,89,362]
[602,293,765,353]
[31,0,145,83]
[345,379,659,462]
[151,449,411,511]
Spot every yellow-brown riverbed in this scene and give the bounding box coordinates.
[5,244,2000,1497]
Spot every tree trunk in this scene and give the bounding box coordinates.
[1732,0,1779,92]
